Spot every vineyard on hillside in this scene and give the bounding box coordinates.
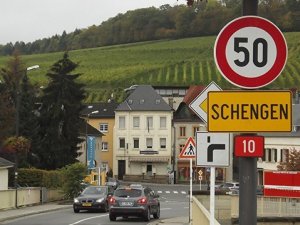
[0,33,300,103]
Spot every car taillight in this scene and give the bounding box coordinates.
[109,197,116,205]
[137,197,147,204]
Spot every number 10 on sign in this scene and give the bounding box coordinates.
[234,136,264,157]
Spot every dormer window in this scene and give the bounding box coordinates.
[156,99,161,104]
[128,99,133,104]
[140,99,144,104]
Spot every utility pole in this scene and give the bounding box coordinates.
[239,1,258,225]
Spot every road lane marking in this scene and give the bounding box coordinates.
[69,214,108,225]
[157,191,162,193]
[181,191,187,194]
[166,191,170,194]
[173,191,178,194]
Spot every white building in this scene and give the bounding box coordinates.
[113,85,173,182]
[0,157,14,190]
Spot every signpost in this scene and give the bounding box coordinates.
[179,137,195,224]
[196,132,230,225]
[234,135,264,157]
[214,16,287,89]
[213,11,288,225]
[207,91,292,132]
[189,81,222,124]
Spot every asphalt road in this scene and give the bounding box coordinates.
[1,184,190,225]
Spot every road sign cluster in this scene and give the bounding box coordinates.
[188,15,289,166]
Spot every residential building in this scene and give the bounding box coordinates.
[77,119,103,169]
[0,157,14,190]
[153,85,189,110]
[173,85,210,183]
[114,85,173,182]
[80,101,118,173]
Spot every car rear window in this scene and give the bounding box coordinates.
[114,189,142,197]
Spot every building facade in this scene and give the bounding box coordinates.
[113,85,173,181]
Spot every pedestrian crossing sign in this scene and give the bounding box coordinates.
[179,137,196,159]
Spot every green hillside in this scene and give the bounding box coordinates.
[1,32,300,103]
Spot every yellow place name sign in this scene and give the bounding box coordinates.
[207,91,292,132]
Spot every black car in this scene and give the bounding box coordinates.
[73,186,112,213]
[108,185,160,221]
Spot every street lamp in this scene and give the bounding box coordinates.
[14,65,39,208]
[85,110,99,167]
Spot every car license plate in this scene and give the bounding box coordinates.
[82,203,92,207]
[120,202,133,206]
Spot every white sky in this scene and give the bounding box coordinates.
[0,0,187,45]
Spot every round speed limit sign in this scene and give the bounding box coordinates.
[214,16,287,89]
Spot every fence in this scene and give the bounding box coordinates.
[0,188,64,210]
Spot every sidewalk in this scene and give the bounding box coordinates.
[0,203,71,222]
[148,217,189,225]
[0,203,189,225]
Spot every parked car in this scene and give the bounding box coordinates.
[73,186,112,213]
[106,177,120,190]
[216,182,239,192]
[108,185,160,221]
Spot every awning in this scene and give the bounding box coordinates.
[129,157,169,163]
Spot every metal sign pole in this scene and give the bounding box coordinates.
[210,167,215,225]
[190,158,193,224]
[239,1,258,225]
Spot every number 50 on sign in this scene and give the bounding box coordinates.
[234,135,264,157]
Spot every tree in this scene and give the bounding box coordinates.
[2,136,31,168]
[38,52,86,169]
[277,147,300,171]
[0,84,15,144]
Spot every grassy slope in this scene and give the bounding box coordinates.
[0,33,299,102]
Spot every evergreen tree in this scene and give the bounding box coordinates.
[38,52,85,169]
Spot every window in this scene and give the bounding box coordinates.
[146,117,153,130]
[160,138,166,149]
[119,116,125,129]
[281,149,289,162]
[272,148,277,162]
[146,138,153,149]
[179,127,186,137]
[133,116,140,128]
[99,123,108,132]
[179,144,185,153]
[133,138,139,149]
[160,117,166,129]
[102,142,108,151]
[119,138,125,148]
[193,126,199,137]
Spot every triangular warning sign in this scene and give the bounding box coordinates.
[179,137,196,159]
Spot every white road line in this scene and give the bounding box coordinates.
[157,191,162,193]
[181,191,187,194]
[166,191,170,194]
[173,191,178,194]
[69,214,107,225]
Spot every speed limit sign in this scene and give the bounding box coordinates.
[214,16,287,89]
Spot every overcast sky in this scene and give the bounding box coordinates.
[0,0,187,45]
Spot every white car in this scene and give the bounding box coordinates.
[217,182,239,192]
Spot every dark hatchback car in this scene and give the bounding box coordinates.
[108,185,160,221]
[73,186,112,213]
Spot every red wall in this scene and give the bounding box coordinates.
[264,171,300,198]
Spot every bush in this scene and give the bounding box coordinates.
[17,168,63,188]
[60,163,87,199]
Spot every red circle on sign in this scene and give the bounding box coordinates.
[214,16,287,89]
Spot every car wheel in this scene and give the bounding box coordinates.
[144,208,151,221]
[73,208,80,213]
[109,214,116,221]
[153,205,160,219]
